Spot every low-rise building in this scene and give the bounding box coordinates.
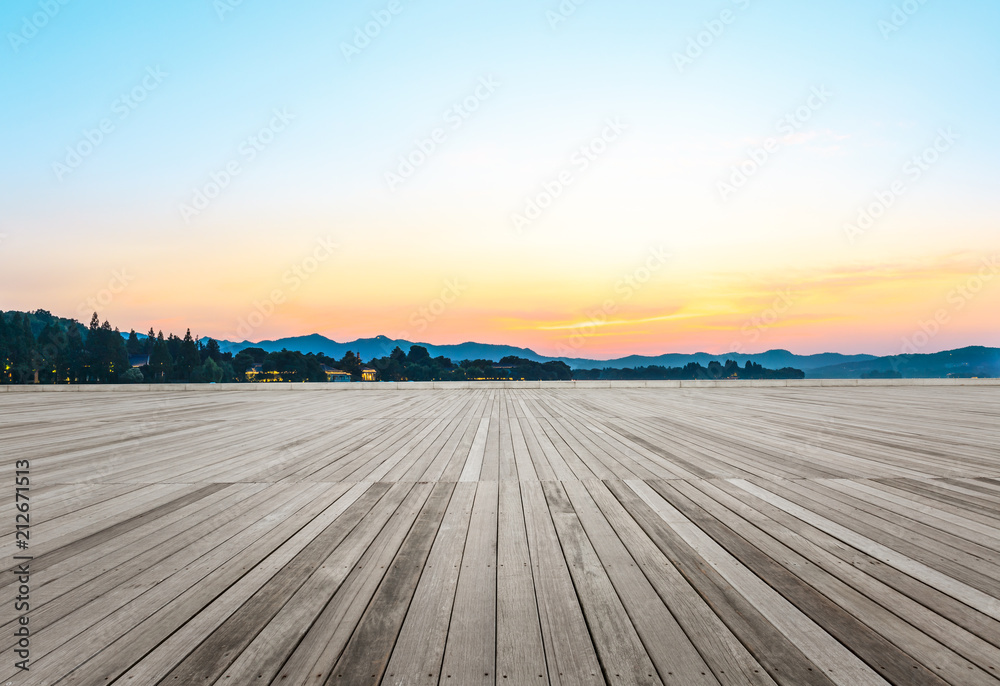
[321,365,352,382]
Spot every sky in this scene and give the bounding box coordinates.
[1,0,998,358]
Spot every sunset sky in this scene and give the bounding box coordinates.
[2,0,998,358]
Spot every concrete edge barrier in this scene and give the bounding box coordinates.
[1,378,998,392]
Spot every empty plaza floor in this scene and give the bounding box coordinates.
[1,384,999,685]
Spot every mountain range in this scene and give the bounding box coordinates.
[208,333,1000,378]
[806,346,1000,379]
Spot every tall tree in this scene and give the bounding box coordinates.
[0,313,10,383]
[85,313,102,382]
[84,316,129,383]
[204,338,222,363]
[176,329,200,380]
[36,322,63,383]
[8,313,35,383]
[406,345,431,364]
[149,331,173,382]
[60,324,86,383]
[125,329,143,355]
[166,333,182,367]
[338,350,362,380]
[109,326,129,381]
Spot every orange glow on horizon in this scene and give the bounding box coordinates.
[7,231,995,359]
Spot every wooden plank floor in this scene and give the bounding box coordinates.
[2,386,999,686]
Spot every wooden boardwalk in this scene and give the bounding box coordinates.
[2,386,999,685]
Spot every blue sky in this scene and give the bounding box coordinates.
[2,0,998,355]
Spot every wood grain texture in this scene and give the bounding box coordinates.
[1,385,997,685]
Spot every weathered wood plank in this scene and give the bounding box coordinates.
[381,482,476,686]
[563,480,713,685]
[730,478,1000,623]
[650,479,951,686]
[326,482,455,686]
[496,479,547,683]
[606,479,837,686]
[275,482,432,684]
[153,482,393,683]
[521,479,604,686]
[440,479,499,684]
[543,480,661,685]
[585,480,777,686]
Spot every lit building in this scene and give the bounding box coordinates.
[321,365,352,382]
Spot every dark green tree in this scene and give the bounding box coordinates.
[60,324,87,383]
[191,357,223,383]
[149,331,173,381]
[36,322,63,383]
[125,329,143,355]
[165,333,182,368]
[263,349,326,382]
[84,316,129,382]
[176,329,200,380]
[203,338,222,363]
[406,345,431,365]
[338,351,362,380]
[0,313,9,383]
[121,367,144,383]
[219,361,237,382]
[9,313,36,383]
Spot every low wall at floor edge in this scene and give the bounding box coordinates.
[1,378,998,391]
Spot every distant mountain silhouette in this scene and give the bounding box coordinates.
[213,334,549,366]
[571,350,876,372]
[208,333,882,372]
[807,346,1000,379]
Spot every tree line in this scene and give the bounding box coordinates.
[574,360,805,380]
[367,347,574,381]
[0,309,238,384]
[1,310,569,383]
[0,310,371,384]
[1,309,803,384]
